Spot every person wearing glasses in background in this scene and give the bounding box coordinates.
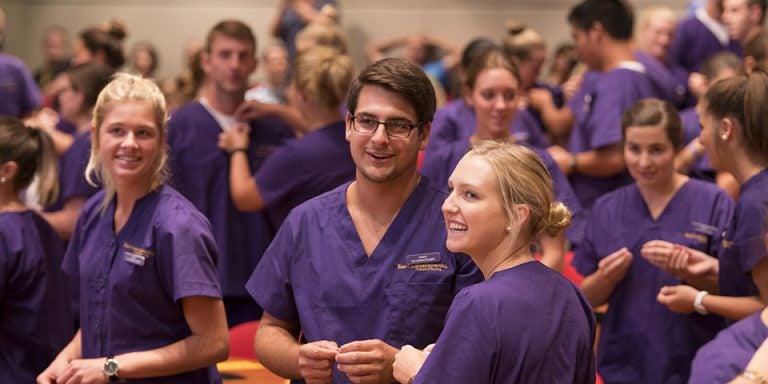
[246,57,482,384]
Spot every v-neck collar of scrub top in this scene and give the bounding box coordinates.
[335,177,430,264]
[630,180,692,223]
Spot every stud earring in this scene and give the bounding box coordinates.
[505,226,511,233]
[0,176,5,184]
[721,135,728,140]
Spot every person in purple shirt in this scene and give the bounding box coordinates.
[545,0,659,212]
[427,37,497,149]
[38,73,228,383]
[167,20,294,326]
[247,58,482,384]
[657,70,768,323]
[0,52,43,118]
[668,0,742,76]
[41,63,113,240]
[574,99,734,383]
[269,0,337,61]
[634,6,690,108]
[393,141,595,384]
[422,48,582,270]
[426,36,549,157]
[218,45,355,229]
[0,116,71,383]
[690,306,768,384]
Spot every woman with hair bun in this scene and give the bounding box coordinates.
[72,18,127,70]
[422,48,582,270]
[394,140,595,384]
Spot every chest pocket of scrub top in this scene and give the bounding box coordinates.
[385,262,453,348]
[682,221,721,255]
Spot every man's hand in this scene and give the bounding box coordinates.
[336,339,399,384]
[298,340,339,384]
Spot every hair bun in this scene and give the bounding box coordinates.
[544,201,572,236]
[104,18,128,41]
[319,4,339,24]
[506,20,527,36]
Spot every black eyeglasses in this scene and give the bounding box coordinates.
[351,115,422,138]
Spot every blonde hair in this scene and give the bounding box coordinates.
[86,73,169,212]
[637,6,676,31]
[636,6,677,52]
[502,20,546,62]
[293,46,355,109]
[467,140,571,240]
[295,7,348,55]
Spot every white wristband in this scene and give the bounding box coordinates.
[694,290,709,315]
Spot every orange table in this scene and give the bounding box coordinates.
[218,358,289,384]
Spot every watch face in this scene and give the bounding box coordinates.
[104,359,119,376]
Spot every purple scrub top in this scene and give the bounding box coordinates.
[667,14,742,74]
[567,66,658,210]
[255,120,355,229]
[573,180,734,383]
[167,101,294,298]
[689,311,768,384]
[63,185,222,383]
[719,168,768,299]
[635,51,689,109]
[413,261,596,384]
[566,70,602,127]
[426,98,548,159]
[0,211,72,383]
[55,118,77,136]
[45,131,101,212]
[0,53,42,117]
[421,141,584,245]
[247,178,483,384]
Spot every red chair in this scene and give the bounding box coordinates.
[561,251,584,286]
[228,320,260,360]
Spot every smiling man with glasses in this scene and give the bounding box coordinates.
[246,57,482,384]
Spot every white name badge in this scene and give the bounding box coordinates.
[123,252,147,266]
[405,252,441,265]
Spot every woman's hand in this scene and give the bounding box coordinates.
[217,123,250,153]
[641,240,718,278]
[393,345,428,384]
[597,247,633,283]
[235,100,276,122]
[657,285,698,314]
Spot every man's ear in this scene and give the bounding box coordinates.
[345,111,353,142]
[589,21,605,42]
[419,122,431,151]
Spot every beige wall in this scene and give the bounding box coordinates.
[2,0,688,81]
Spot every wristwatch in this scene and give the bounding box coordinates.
[103,357,119,382]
